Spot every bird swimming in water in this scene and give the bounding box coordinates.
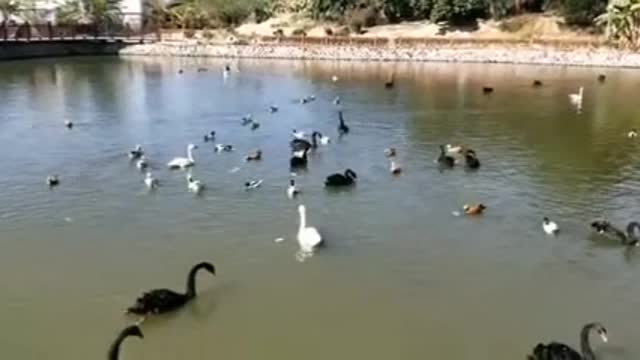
[251,122,260,130]
[245,149,262,161]
[187,174,204,194]
[287,179,300,199]
[526,322,608,360]
[384,148,396,157]
[127,261,215,316]
[269,105,278,113]
[463,204,486,215]
[338,111,349,134]
[483,86,494,94]
[532,80,543,87]
[64,120,73,129]
[290,148,309,169]
[628,129,638,138]
[108,325,143,360]
[245,179,263,190]
[542,217,559,235]
[437,145,456,168]
[47,175,60,187]
[464,149,481,170]
[203,131,216,142]
[241,114,253,126]
[385,73,395,89]
[129,145,144,160]
[144,172,158,190]
[136,156,149,171]
[597,74,606,83]
[214,144,233,152]
[390,161,402,175]
[325,169,357,187]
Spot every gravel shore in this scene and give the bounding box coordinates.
[120,41,640,68]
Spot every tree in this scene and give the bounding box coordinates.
[596,0,640,47]
[56,0,123,27]
[0,0,19,21]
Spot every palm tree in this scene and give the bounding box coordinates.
[0,0,19,22]
[56,0,123,28]
[596,0,640,47]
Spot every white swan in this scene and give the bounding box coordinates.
[144,172,158,189]
[569,87,584,108]
[297,205,323,252]
[168,144,197,169]
[187,174,204,194]
[287,179,300,199]
[543,217,559,235]
[390,161,402,175]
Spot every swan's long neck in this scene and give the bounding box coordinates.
[299,208,307,233]
[311,133,318,148]
[108,331,134,360]
[185,263,207,299]
[579,87,584,98]
[580,324,596,360]
[187,148,194,162]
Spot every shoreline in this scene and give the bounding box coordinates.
[120,41,640,68]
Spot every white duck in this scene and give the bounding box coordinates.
[297,205,323,252]
[287,179,300,199]
[167,144,197,169]
[136,156,149,171]
[129,145,144,160]
[144,172,159,189]
[542,217,559,235]
[187,174,204,194]
[569,87,584,108]
[292,129,306,140]
[318,132,331,145]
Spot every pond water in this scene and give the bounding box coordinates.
[1,56,639,359]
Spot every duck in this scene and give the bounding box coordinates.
[245,179,263,190]
[64,120,73,129]
[445,144,465,156]
[241,114,253,126]
[463,204,486,215]
[338,111,349,134]
[290,148,309,169]
[136,156,149,171]
[332,75,339,82]
[527,322,608,360]
[390,161,402,175]
[628,129,638,138]
[214,144,233,152]
[46,175,60,187]
[178,69,184,74]
[251,122,260,130]
[317,132,330,145]
[591,220,640,246]
[187,174,204,194]
[482,86,494,94]
[464,150,481,169]
[129,145,144,160]
[542,217,559,235]
[438,145,456,168]
[269,105,279,113]
[297,205,323,252]
[144,172,158,189]
[223,64,231,77]
[325,169,357,187]
[287,179,300,199]
[569,87,584,108]
[245,149,262,161]
[126,262,215,315]
[108,325,143,360]
[384,148,397,157]
[292,129,307,140]
[384,73,395,89]
[333,96,341,106]
[167,144,197,169]
[532,80,543,87]
[597,74,606,83]
[203,131,216,142]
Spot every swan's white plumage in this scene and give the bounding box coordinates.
[168,144,197,169]
[569,87,583,108]
[144,172,158,189]
[297,205,323,252]
[287,180,300,199]
[187,174,204,194]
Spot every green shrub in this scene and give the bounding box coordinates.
[202,30,214,39]
[383,0,434,23]
[561,0,606,26]
[430,0,486,24]
[183,28,196,38]
[291,27,307,36]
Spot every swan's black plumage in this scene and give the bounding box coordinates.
[438,145,455,168]
[108,325,143,360]
[127,262,215,315]
[385,74,395,89]
[290,132,318,152]
[464,150,480,169]
[290,148,309,168]
[325,169,357,187]
[591,220,640,246]
[483,86,494,94]
[527,323,607,360]
[338,112,349,134]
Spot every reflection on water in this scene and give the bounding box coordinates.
[0,56,639,359]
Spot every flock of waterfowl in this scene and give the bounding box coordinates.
[49,66,635,360]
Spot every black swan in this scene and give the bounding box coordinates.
[290,148,309,169]
[108,325,143,360]
[437,145,455,168]
[290,132,319,152]
[127,261,215,315]
[325,169,357,187]
[464,149,481,169]
[591,220,640,247]
[338,111,349,134]
[527,322,608,360]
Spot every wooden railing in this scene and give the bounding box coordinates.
[0,22,160,43]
